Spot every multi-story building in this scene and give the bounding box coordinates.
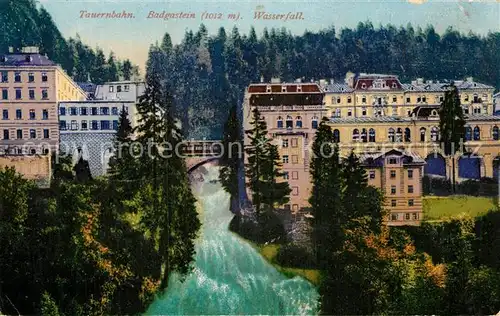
[494,92,500,114]
[245,73,499,225]
[360,149,425,225]
[0,48,87,155]
[243,79,325,214]
[94,80,145,103]
[59,100,137,176]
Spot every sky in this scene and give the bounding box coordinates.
[40,0,500,73]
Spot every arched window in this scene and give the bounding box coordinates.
[465,126,472,141]
[404,128,411,142]
[286,115,293,129]
[296,116,302,128]
[333,129,340,143]
[369,128,376,142]
[335,108,341,118]
[431,127,439,142]
[361,128,367,143]
[353,129,360,142]
[277,116,283,129]
[473,126,480,140]
[420,127,426,142]
[493,126,499,140]
[396,128,403,142]
[311,116,318,129]
[388,128,395,142]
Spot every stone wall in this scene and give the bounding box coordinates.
[0,154,51,187]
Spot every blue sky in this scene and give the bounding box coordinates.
[40,0,500,72]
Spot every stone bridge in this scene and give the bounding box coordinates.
[182,140,223,173]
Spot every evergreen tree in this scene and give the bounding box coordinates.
[73,156,92,183]
[261,142,291,209]
[244,107,270,215]
[219,104,242,212]
[39,292,60,316]
[439,83,466,193]
[121,59,133,80]
[107,52,119,82]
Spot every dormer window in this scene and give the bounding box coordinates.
[266,86,271,93]
[297,86,302,92]
[431,110,438,116]
[361,83,367,89]
[282,86,286,92]
[464,94,469,102]
[109,86,114,93]
[0,56,7,62]
[25,55,32,62]
[392,82,397,88]
[388,157,399,165]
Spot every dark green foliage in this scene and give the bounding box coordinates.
[73,156,92,183]
[229,210,286,245]
[275,244,316,269]
[39,292,60,316]
[423,175,498,196]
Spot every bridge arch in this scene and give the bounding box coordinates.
[187,156,220,174]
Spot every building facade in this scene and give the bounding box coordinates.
[0,49,86,155]
[243,80,325,213]
[59,100,136,176]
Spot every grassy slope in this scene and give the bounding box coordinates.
[255,244,322,286]
[423,196,497,221]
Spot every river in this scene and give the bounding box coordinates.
[145,165,319,315]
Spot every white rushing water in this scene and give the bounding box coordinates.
[145,165,319,315]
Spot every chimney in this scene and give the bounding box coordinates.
[8,47,14,53]
[467,77,473,83]
[295,78,302,83]
[271,77,280,83]
[260,75,264,83]
[330,78,334,85]
[319,79,326,87]
[417,78,424,85]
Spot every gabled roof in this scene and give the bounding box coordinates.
[359,149,426,166]
[0,53,55,67]
[322,83,354,93]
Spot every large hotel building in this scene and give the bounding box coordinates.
[243,73,499,225]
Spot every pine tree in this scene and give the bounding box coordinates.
[121,59,133,80]
[73,156,92,183]
[244,107,270,215]
[107,52,119,82]
[39,292,60,316]
[439,83,466,193]
[261,142,291,209]
[219,104,242,212]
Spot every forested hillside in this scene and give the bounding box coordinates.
[149,23,499,139]
[0,0,139,83]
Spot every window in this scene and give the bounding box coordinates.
[41,72,47,82]
[336,97,341,104]
[473,126,480,141]
[60,107,66,115]
[15,89,21,99]
[391,199,397,207]
[369,128,375,142]
[117,85,122,92]
[100,107,110,115]
[396,128,403,142]
[464,94,469,102]
[1,71,8,82]
[292,155,298,164]
[91,107,98,115]
[391,213,399,221]
[282,139,289,148]
[16,109,22,119]
[2,109,7,120]
[420,127,426,142]
[29,109,35,120]
[390,170,396,178]
[361,128,367,143]
[347,108,352,117]
[465,126,472,141]
[392,96,397,103]
[14,72,21,82]
[29,89,35,100]
[408,169,414,179]
[286,116,293,129]
[112,107,119,115]
[388,158,398,165]
[347,96,352,103]
[408,185,414,193]
[369,170,376,179]
[113,120,118,130]
[3,129,9,140]
[109,86,114,92]
[295,116,302,128]
[311,117,318,129]
[283,155,289,164]
[388,128,395,142]
[333,129,340,143]
[283,172,289,180]
[59,120,66,130]
[362,107,367,116]
[362,96,366,103]
[352,129,359,142]
[70,107,78,116]
[493,126,499,140]
[70,120,78,130]
[412,213,419,220]
[81,120,88,130]
[292,186,299,196]
[91,120,99,130]
[291,138,298,148]
[43,129,49,139]
[80,107,88,115]
[29,129,36,139]
[292,171,298,180]
[408,199,414,207]
[17,129,22,139]
[2,89,7,100]
[391,186,396,194]
[404,128,411,142]
[124,85,130,92]
[405,213,411,220]
[101,120,110,130]
[406,97,411,103]
[28,73,34,82]
[422,96,427,103]
[41,89,48,99]
[276,116,283,128]
[431,127,439,142]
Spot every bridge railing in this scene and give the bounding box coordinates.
[179,141,223,157]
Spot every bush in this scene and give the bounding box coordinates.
[229,209,287,244]
[275,243,317,269]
